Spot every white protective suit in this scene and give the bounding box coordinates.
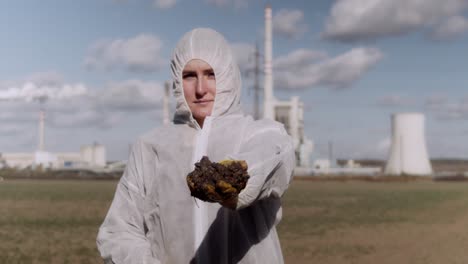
[97,28,295,264]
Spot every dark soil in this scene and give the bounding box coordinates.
[186,156,249,203]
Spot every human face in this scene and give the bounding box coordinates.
[182,59,216,127]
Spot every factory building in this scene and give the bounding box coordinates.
[0,106,107,169]
[0,143,107,169]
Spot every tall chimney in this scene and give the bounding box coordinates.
[263,4,274,119]
[163,81,170,125]
[38,109,45,151]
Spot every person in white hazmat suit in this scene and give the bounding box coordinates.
[96,28,295,264]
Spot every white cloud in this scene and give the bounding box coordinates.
[0,80,103,130]
[50,79,163,129]
[273,9,308,39]
[47,80,163,129]
[274,49,327,69]
[0,78,88,102]
[96,80,164,112]
[273,47,383,89]
[25,71,64,87]
[153,0,177,9]
[0,73,164,131]
[322,0,468,42]
[430,15,468,40]
[84,34,165,72]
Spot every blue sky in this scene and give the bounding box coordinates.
[1,0,468,161]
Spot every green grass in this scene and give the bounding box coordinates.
[2,179,468,263]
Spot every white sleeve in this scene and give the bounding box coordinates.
[230,122,295,209]
[96,140,160,264]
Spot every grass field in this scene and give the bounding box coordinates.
[1,179,468,263]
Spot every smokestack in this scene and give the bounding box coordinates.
[38,108,45,151]
[384,113,432,176]
[253,43,260,120]
[263,4,274,119]
[163,81,170,125]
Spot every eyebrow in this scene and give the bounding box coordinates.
[182,69,214,74]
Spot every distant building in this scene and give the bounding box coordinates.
[80,143,107,167]
[290,158,383,176]
[0,143,107,169]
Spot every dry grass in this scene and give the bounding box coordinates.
[2,179,468,263]
[279,180,468,264]
[0,180,117,264]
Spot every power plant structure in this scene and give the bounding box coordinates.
[79,144,107,167]
[0,104,108,170]
[384,113,433,176]
[263,4,314,169]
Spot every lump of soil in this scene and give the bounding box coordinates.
[187,156,249,203]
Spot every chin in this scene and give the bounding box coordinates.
[194,106,213,117]
[193,110,213,121]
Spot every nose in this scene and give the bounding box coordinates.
[195,77,208,98]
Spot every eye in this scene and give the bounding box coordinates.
[183,72,197,79]
[206,70,215,79]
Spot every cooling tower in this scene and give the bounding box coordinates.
[384,113,432,176]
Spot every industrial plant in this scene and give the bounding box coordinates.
[0,107,116,173]
[259,5,436,177]
[262,5,313,170]
[0,5,443,179]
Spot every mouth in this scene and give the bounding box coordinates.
[194,100,214,104]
